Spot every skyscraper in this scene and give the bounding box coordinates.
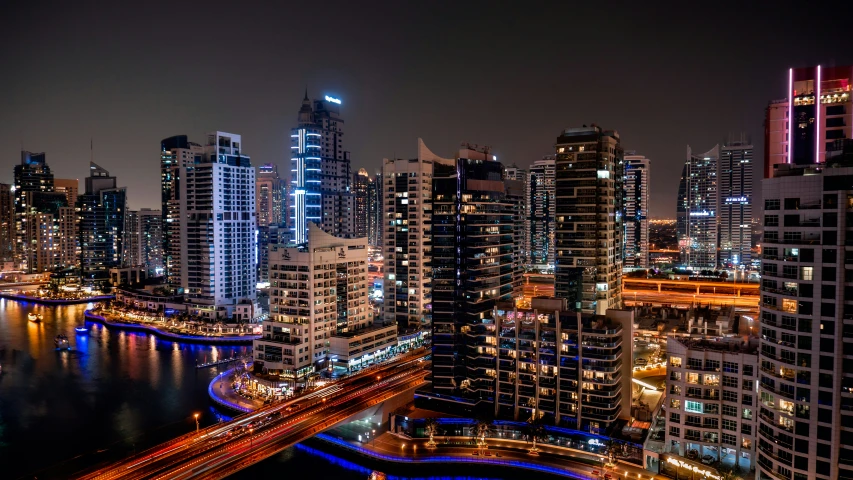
[554,125,624,315]
[676,145,719,269]
[757,161,853,480]
[290,91,353,244]
[54,178,79,208]
[527,156,556,269]
[623,152,650,268]
[256,163,282,227]
[353,168,370,239]
[127,208,163,276]
[382,139,438,332]
[427,143,517,409]
[14,151,55,267]
[77,162,128,284]
[160,135,203,288]
[0,184,13,262]
[367,174,381,247]
[718,137,753,268]
[181,132,256,319]
[764,65,853,178]
[504,164,528,264]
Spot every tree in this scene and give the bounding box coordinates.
[424,418,440,448]
[470,418,494,453]
[603,439,624,465]
[719,467,742,480]
[526,412,547,454]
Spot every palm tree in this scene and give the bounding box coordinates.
[424,418,440,448]
[470,418,494,453]
[526,413,546,454]
[603,439,624,465]
[719,467,742,480]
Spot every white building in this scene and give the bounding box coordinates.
[718,139,752,268]
[663,335,758,476]
[180,132,257,319]
[160,135,203,287]
[758,161,853,480]
[382,139,441,332]
[528,156,556,269]
[256,224,389,385]
[624,153,650,268]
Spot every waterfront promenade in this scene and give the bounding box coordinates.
[84,310,259,345]
[0,292,114,305]
[318,430,665,480]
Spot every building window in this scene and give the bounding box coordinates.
[685,401,703,413]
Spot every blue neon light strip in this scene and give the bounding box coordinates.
[314,433,589,479]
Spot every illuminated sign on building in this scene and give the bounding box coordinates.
[324,95,342,105]
[689,210,713,217]
[665,457,720,480]
[724,196,748,203]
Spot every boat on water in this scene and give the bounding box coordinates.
[75,326,88,333]
[28,313,43,322]
[54,334,70,350]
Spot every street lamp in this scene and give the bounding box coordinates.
[372,429,376,446]
[249,426,254,447]
[194,413,200,433]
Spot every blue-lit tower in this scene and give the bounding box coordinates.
[289,90,352,244]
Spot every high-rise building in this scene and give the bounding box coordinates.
[23,190,75,273]
[0,184,14,262]
[367,174,381,247]
[257,224,282,284]
[290,91,353,244]
[180,132,256,319]
[256,163,282,227]
[676,145,719,269]
[493,298,633,433]
[504,164,528,264]
[624,152,650,268]
[127,208,163,276]
[382,139,438,332]
[77,162,128,285]
[663,335,758,474]
[528,156,556,269]
[718,138,753,268]
[757,161,853,480]
[255,224,389,386]
[764,65,853,178]
[427,143,517,409]
[554,125,624,315]
[14,151,55,267]
[353,168,370,239]
[160,135,203,288]
[54,178,79,208]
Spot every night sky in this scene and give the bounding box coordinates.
[2,1,852,217]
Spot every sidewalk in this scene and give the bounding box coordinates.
[208,367,265,412]
[319,428,667,480]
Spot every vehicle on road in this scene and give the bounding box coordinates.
[634,358,648,366]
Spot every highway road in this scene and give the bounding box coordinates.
[622,289,759,311]
[75,351,430,480]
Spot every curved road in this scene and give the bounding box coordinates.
[75,351,430,480]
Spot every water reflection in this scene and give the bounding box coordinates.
[0,301,249,478]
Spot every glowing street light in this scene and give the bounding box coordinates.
[194,413,200,433]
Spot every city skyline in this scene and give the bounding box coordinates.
[3,2,852,218]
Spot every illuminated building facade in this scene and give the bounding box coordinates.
[528,156,556,268]
[554,125,624,315]
[382,139,438,332]
[77,162,128,285]
[290,91,352,244]
[160,135,203,287]
[718,138,752,267]
[676,145,718,269]
[354,168,369,239]
[764,65,853,178]
[256,163,282,227]
[623,152,650,268]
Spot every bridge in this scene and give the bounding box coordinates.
[623,277,759,296]
[75,352,430,480]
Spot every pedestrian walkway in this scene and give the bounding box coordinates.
[319,428,668,480]
[208,367,264,412]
